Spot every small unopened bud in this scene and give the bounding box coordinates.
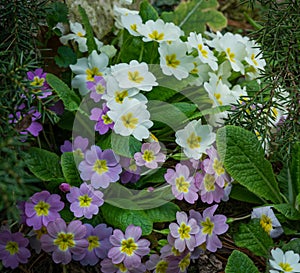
[59,183,71,193]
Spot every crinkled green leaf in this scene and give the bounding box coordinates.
[145,202,179,223]
[101,203,153,235]
[216,126,283,204]
[145,86,177,101]
[161,0,227,34]
[78,5,97,54]
[54,46,77,68]
[273,203,300,220]
[61,152,82,186]
[229,184,264,204]
[46,2,69,28]
[282,238,300,254]
[234,219,273,257]
[25,147,64,182]
[225,250,259,273]
[139,0,159,22]
[46,73,80,112]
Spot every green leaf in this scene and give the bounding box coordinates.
[161,0,227,34]
[110,133,141,157]
[216,126,283,203]
[234,219,273,257]
[54,46,77,68]
[173,102,197,117]
[282,238,300,254]
[46,2,69,28]
[61,152,82,186]
[145,202,179,223]
[25,147,64,182]
[145,86,177,101]
[225,250,259,273]
[229,184,264,204]
[101,203,153,235]
[273,203,300,220]
[135,168,167,188]
[291,142,300,194]
[46,73,80,112]
[78,5,97,54]
[60,206,74,222]
[139,0,159,22]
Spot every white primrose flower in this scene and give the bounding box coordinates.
[59,22,103,53]
[102,75,147,109]
[111,60,158,91]
[189,58,211,86]
[138,19,184,43]
[251,206,284,238]
[107,97,153,141]
[121,14,143,36]
[175,119,216,160]
[269,248,300,273]
[158,41,194,80]
[186,32,218,71]
[70,50,109,95]
[113,5,139,30]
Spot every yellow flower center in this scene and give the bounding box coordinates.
[178,222,191,240]
[78,194,92,207]
[226,48,235,62]
[93,159,108,175]
[198,44,208,58]
[142,150,155,162]
[271,107,279,118]
[148,30,164,41]
[179,253,191,271]
[187,132,201,149]
[5,241,19,255]
[203,174,216,192]
[77,32,85,37]
[115,90,128,103]
[201,217,214,235]
[54,232,75,251]
[130,24,137,32]
[171,246,181,256]
[175,176,190,193]
[156,260,168,273]
[251,53,258,66]
[128,71,144,83]
[190,62,199,74]
[129,162,137,172]
[74,148,84,159]
[87,235,100,251]
[214,93,223,105]
[102,114,113,125]
[96,84,105,94]
[120,238,137,256]
[86,67,102,81]
[166,54,180,68]
[30,76,45,87]
[34,201,50,217]
[121,112,138,129]
[117,263,128,272]
[213,158,225,176]
[35,226,48,239]
[278,262,293,272]
[260,214,273,234]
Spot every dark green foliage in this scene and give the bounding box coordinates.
[228,0,300,163]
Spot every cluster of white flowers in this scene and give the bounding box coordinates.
[60,5,267,159]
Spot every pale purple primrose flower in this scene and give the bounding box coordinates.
[134,142,166,169]
[108,224,150,269]
[27,68,52,99]
[269,248,300,273]
[164,163,199,204]
[87,75,106,102]
[189,205,228,252]
[25,190,64,230]
[146,253,170,273]
[101,258,147,273]
[73,223,112,266]
[169,211,200,252]
[0,230,31,269]
[66,182,104,219]
[60,135,89,158]
[119,156,141,184]
[79,145,122,189]
[40,218,88,264]
[90,103,114,135]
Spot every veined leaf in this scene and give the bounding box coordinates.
[46,73,80,112]
[161,0,227,34]
[61,152,82,186]
[234,219,273,257]
[216,126,283,204]
[282,238,300,254]
[273,203,300,220]
[145,202,179,223]
[225,250,259,273]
